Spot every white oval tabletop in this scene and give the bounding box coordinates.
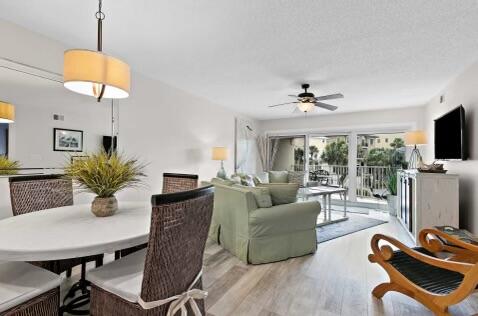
[0,201,151,261]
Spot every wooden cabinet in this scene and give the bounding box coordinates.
[397,170,459,243]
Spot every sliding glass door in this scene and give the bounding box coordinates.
[267,131,407,212]
[309,135,349,187]
[356,132,406,207]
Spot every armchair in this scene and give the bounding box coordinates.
[209,183,320,264]
[368,229,478,316]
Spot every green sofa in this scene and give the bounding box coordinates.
[208,182,321,264]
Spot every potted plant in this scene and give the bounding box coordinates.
[386,171,398,216]
[65,151,146,217]
[0,156,20,175]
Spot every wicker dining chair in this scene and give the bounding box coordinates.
[162,173,199,193]
[0,261,62,316]
[9,175,103,276]
[118,172,199,258]
[89,185,214,316]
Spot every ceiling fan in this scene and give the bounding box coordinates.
[268,83,343,113]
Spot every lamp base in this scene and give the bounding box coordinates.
[408,146,423,169]
[216,161,227,179]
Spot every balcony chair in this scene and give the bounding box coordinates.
[9,175,103,276]
[368,228,478,316]
[119,173,199,258]
[88,185,214,316]
[0,261,62,316]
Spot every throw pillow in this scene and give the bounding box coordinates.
[253,176,262,186]
[268,170,289,183]
[288,171,305,186]
[241,174,256,187]
[230,175,242,185]
[258,183,299,205]
[254,172,270,184]
[233,185,272,208]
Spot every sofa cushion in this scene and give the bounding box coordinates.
[0,261,63,313]
[232,185,272,208]
[268,171,289,183]
[88,249,146,303]
[288,171,305,186]
[249,201,321,237]
[258,183,299,205]
[211,178,235,186]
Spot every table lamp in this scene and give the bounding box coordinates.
[0,101,15,123]
[405,130,427,169]
[212,147,228,179]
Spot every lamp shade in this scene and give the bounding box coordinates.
[63,49,130,99]
[405,130,427,146]
[212,147,228,161]
[297,102,315,113]
[0,101,14,123]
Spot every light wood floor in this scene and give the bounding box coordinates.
[202,212,478,316]
[64,211,478,316]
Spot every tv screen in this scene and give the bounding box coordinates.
[434,105,466,160]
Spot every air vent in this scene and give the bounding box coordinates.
[53,114,64,121]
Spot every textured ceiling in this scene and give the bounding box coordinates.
[1,1,478,119]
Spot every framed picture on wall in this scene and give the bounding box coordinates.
[53,128,83,152]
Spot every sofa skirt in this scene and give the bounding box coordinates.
[220,227,317,264]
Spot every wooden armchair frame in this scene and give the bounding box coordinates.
[369,229,478,316]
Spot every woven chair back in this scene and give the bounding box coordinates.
[162,173,198,194]
[10,175,73,216]
[140,186,214,309]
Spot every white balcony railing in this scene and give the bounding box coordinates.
[293,164,391,197]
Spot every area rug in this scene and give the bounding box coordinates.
[316,215,387,243]
[330,204,371,215]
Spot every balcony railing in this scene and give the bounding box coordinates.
[293,164,391,197]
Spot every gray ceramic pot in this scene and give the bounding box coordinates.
[91,196,118,217]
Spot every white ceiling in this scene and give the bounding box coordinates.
[1,1,478,120]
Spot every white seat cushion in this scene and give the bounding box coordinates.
[87,249,146,303]
[0,261,62,312]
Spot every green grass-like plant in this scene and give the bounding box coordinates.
[65,151,146,198]
[387,171,397,196]
[0,156,20,175]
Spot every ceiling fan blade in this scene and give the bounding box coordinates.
[314,102,338,111]
[288,95,299,98]
[268,102,299,108]
[314,93,344,101]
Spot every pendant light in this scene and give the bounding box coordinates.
[0,101,15,123]
[63,0,130,102]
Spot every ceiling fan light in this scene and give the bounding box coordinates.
[297,102,314,113]
[63,49,130,99]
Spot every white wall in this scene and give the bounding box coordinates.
[259,106,426,135]
[116,73,257,201]
[424,60,478,233]
[0,19,258,217]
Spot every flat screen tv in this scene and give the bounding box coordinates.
[434,105,467,160]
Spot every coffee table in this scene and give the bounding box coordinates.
[298,186,348,226]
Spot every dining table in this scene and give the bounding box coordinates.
[0,201,151,315]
